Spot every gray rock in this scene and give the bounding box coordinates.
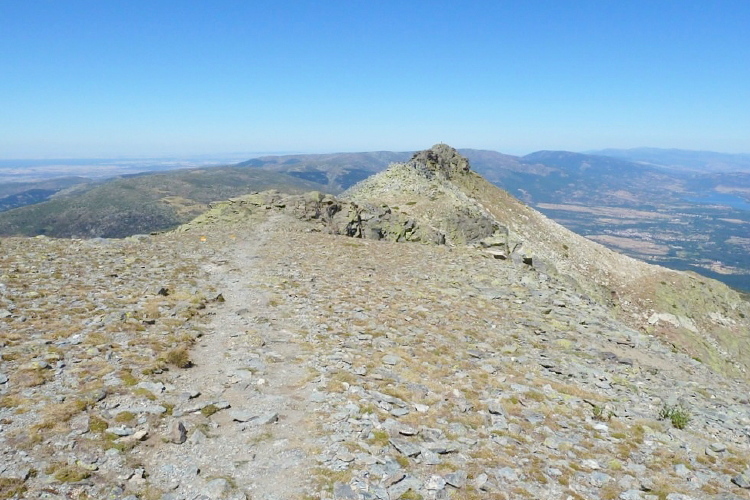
[333,482,358,500]
[398,425,418,436]
[391,407,410,417]
[116,404,167,415]
[473,473,488,489]
[0,373,8,384]
[487,402,505,415]
[125,429,149,442]
[423,440,459,454]
[445,470,467,488]
[582,459,601,470]
[336,452,355,463]
[107,426,134,436]
[382,355,401,365]
[20,360,50,370]
[590,471,612,487]
[390,438,421,457]
[674,463,691,477]
[387,475,421,499]
[733,469,750,488]
[543,437,559,449]
[255,412,279,425]
[136,381,165,394]
[425,475,447,491]
[709,442,727,453]
[421,449,441,465]
[69,413,90,435]
[493,467,518,482]
[523,411,545,424]
[369,484,389,500]
[168,420,187,444]
[230,410,256,422]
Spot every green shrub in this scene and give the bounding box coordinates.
[659,404,690,429]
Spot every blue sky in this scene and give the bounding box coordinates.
[2,1,749,158]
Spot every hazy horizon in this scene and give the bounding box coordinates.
[2,144,750,163]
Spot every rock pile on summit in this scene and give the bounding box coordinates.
[406,143,471,180]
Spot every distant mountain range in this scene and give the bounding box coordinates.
[1,147,749,290]
[586,147,750,173]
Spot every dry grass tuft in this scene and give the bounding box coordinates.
[165,346,193,368]
[0,477,27,499]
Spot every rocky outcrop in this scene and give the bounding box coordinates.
[177,190,447,244]
[406,143,471,180]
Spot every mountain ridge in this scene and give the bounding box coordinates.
[182,145,750,380]
[1,147,750,292]
[3,145,750,499]
[586,147,750,173]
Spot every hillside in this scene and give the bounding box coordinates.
[0,176,91,212]
[0,167,327,238]
[3,145,750,499]
[238,151,412,192]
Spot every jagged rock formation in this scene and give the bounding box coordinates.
[3,145,750,499]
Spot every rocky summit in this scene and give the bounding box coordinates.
[2,145,750,500]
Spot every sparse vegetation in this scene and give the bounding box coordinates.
[200,404,220,417]
[165,346,193,368]
[2,145,750,499]
[659,404,691,429]
[592,404,613,421]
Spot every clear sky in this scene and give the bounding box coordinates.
[2,1,749,158]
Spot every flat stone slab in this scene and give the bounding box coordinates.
[390,438,421,457]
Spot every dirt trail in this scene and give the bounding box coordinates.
[140,217,318,500]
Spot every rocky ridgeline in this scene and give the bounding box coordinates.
[178,190,505,251]
[2,145,750,499]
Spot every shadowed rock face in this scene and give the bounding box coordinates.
[407,143,471,180]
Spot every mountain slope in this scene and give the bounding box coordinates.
[0,166,327,238]
[0,176,91,212]
[3,146,750,499]
[343,145,750,379]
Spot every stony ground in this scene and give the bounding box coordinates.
[3,210,750,500]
